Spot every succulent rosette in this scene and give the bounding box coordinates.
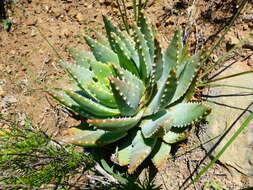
[51,12,211,173]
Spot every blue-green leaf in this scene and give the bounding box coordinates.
[86,82,116,108]
[110,32,139,76]
[137,11,154,63]
[84,36,119,64]
[134,25,152,81]
[163,127,188,144]
[150,141,171,170]
[145,69,177,115]
[69,48,96,67]
[141,110,171,138]
[109,77,143,116]
[128,131,157,174]
[65,90,120,117]
[87,110,143,131]
[50,89,96,119]
[169,53,200,104]
[160,29,184,83]
[62,128,127,147]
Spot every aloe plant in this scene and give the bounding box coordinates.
[51,12,211,174]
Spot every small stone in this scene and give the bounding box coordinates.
[43,55,52,64]
[52,7,62,17]
[99,0,105,4]
[68,9,77,17]
[0,86,5,97]
[61,28,71,37]
[26,18,37,26]
[19,120,26,126]
[10,50,16,55]
[5,65,12,73]
[76,13,84,23]
[243,24,249,31]
[4,95,17,104]
[87,4,93,9]
[44,5,50,12]
[30,29,36,37]
[0,64,4,71]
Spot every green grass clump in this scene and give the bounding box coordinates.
[0,119,95,189]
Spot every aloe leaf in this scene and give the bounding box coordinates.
[65,90,120,117]
[134,25,152,81]
[103,16,140,70]
[175,43,190,75]
[87,110,143,131]
[143,88,162,116]
[84,36,119,64]
[152,37,164,82]
[62,60,114,105]
[68,49,114,82]
[169,53,201,105]
[144,37,163,105]
[166,102,211,128]
[116,129,139,166]
[120,31,140,70]
[160,29,184,83]
[160,68,178,108]
[109,77,143,116]
[103,15,120,47]
[137,11,154,62]
[163,127,188,144]
[117,144,132,166]
[62,61,115,107]
[61,62,94,84]
[111,64,145,93]
[117,136,134,166]
[86,58,114,85]
[60,62,96,99]
[110,32,139,76]
[150,141,171,170]
[141,110,172,138]
[128,131,157,174]
[49,89,96,119]
[107,25,140,69]
[86,82,117,108]
[94,31,111,48]
[62,128,127,147]
[111,31,132,57]
[142,103,210,137]
[145,69,177,115]
[183,74,199,101]
[68,48,96,66]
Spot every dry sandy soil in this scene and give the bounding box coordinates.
[1,0,253,189]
